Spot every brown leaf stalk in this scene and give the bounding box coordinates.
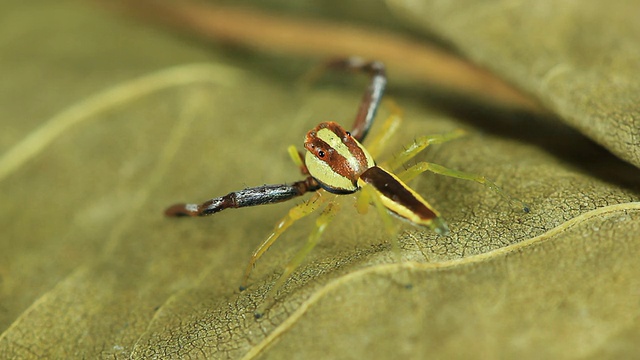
[99,0,543,111]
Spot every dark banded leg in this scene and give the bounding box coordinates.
[323,57,387,143]
[164,176,320,217]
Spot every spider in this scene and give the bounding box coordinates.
[165,58,529,318]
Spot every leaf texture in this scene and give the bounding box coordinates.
[1,0,639,359]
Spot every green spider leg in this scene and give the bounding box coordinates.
[383,131,530,213]
[287,144,307,173]
[383,130,467,172]
[240,190,328,291]
[254,200,340,318]
[363,99,403,159]
[358,183,402,259]
[396,162,530,212]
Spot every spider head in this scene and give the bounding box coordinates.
[304,122,375,194]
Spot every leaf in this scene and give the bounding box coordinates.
[388,0,640,168]
[242,204,640,359]
[1,1,640,359]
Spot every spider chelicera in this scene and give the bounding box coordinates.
[165,58,529,317]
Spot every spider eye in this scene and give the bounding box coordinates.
[318,150,325,158]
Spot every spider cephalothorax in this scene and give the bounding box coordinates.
[304,121,375,193]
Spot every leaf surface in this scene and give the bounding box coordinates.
[1,1,639,359]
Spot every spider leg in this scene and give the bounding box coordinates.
[397,162,530,213]
[240,190,331,291]
[383,130,466,172]
[254,200,340,318]
[287,144,309,175]
[359,183,401,260]
[164,177,320,217]
[325,58,386,143]
[302,57,386,143]
[363,99,403,159]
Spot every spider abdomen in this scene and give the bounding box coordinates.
[358,167,436,220]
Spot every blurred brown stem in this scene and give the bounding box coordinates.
[100,0,543,112]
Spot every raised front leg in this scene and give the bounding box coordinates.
[164,177,320,217]
[325,58,386,142]
[304,57,386,143]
